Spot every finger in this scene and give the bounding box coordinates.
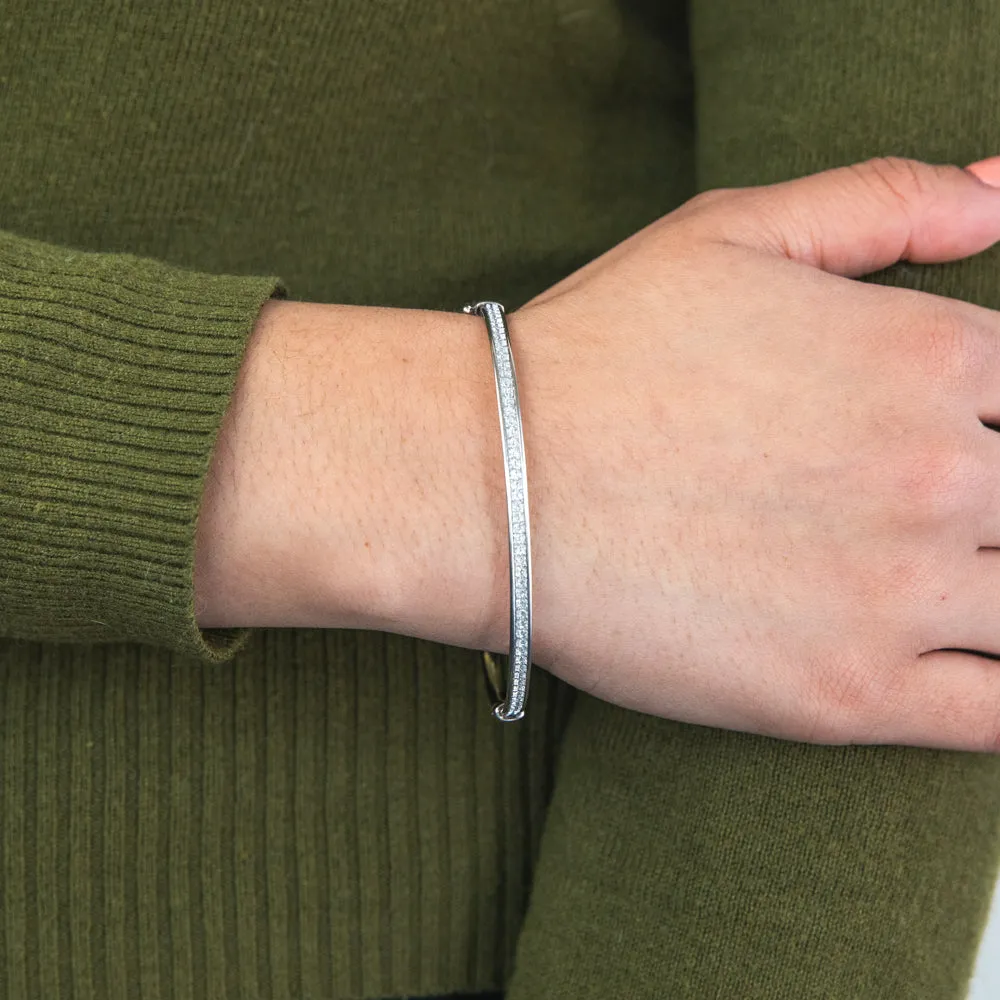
[979,433,1000,542]
[878,649,1000,753]
[690,156,1000,279]
[929,548,1000,656]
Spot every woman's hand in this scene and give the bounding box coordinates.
[504,156,1000,752]
[196,154,1000,753]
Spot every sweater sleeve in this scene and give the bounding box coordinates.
[0,229,286,664]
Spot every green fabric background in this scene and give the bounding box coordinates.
[0,1,998,999]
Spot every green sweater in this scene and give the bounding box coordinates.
[2,2,999,999]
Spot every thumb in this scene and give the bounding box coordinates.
[700,155,1000,279]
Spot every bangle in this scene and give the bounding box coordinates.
[462,300,533,722]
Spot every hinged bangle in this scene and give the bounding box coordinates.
[462,300,532,722]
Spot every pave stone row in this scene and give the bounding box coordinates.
[489,311,531,699]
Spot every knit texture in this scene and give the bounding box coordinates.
[1,1,999,999]
[0,632,570,999]
[0,0,674,996]
[0,230,282,661]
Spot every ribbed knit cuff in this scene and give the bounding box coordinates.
[0,229,286,663]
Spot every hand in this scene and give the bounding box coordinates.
[504,156,1000,752]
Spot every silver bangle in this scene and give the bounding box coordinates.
[462,300,532,722]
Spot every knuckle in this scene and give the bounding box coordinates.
[895,441,984,519]
[671,186,742,227]
[686,187,734,211]
[851,156,974,219]
[806,648,897,742]
[856,156,931,205]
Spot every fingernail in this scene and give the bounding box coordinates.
[966,155,1000,187]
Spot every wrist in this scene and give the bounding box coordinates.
[194,297,512,652]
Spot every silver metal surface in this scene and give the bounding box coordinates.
[463,300,532,722]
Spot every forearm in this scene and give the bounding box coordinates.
[193,298,511,650]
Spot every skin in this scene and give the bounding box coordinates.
[195,155,1000,753]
